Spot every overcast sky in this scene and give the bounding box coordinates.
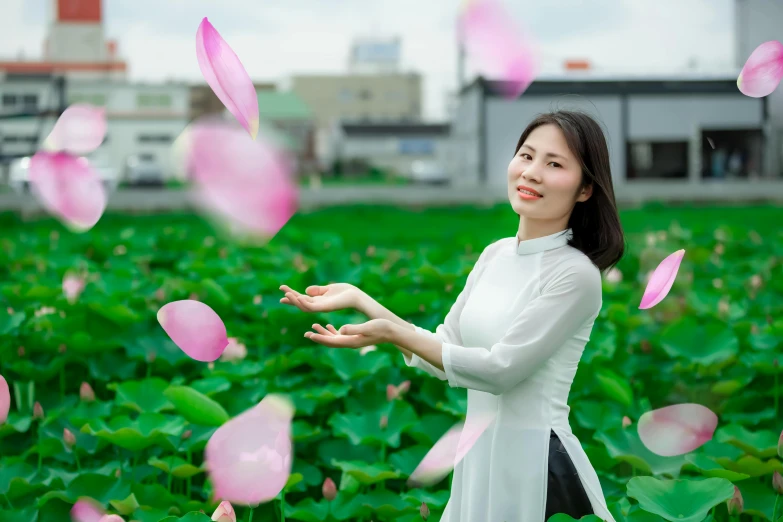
[1,0,740,120]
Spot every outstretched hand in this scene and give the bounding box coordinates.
[304,319,394,349]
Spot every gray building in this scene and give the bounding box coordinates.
[449,75,779,202]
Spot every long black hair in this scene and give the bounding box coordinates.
[514,110,625,272]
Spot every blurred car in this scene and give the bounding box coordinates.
[410,159,449,185]
[124,154,164,186]
[8,155,120,194]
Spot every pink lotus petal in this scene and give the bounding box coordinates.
[28,152,107,232]
[196,18,259,139]
[44,103,107,155]
[99,516,124,522]
[71,498,105,522]
[0,375,9,425]
[205,394,294,505]
[737,41,783,98]
[638,249,685,309]
[211,500,236,522]
[408,411,496,487]
[186,120,298,238]
[457,0,538,98]
[157,300,229,362]
[637,403,718,457]
[63,273,86,304]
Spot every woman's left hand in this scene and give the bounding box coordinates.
[304,318,395,349]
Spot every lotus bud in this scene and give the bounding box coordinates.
[253,295,262,305]
[115,468,121,478]
[17,346,25,357]
[605,267,622,283]
[33,401,44,420]
[622,416,632,428]
[211,500,236,522]
[386,384,399,402]
[726,485,743,515]
[397,380,411,395]
[778,430,783,459]
[80,382,96,402]
[58,343,67,353]
[379,415,388,429]
[773,471,783,495]
[182,429,192,440]
[63,428,76,448]
[420,502,430,520]
[640,340,651,353]
[322,477,337,501]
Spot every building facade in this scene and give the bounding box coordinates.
[292,73,422,128]
[449,76,778,202]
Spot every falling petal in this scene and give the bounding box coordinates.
[637,403,718,457]
[43,103,107,155]
[186,120,298,239]
[737,40,783,98]
[196,17,259,139]
[0,375,9,424]
[408,411,496,487]
[219,337,247,362]
[205,394,294,505]
[71,498,105,522]
[638,249,685,309]
[28,152,107,232]
[457,0,538,98]
[62,273,86,304]
[157,300,229,362]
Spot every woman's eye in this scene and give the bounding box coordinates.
[520,153,532,160]
[548,162,561,168]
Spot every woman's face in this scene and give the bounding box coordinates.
[507,123,592,223]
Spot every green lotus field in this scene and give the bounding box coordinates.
[0,202,781,522]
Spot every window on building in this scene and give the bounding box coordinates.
[3,135,37,144]
[137,93,173,108]
[358,89,371,101]
[2,94,17,108]
[68,93,108,106]
[138,134,173,144]
[22,95,37,109]
[701,129,764,180]
[626,141,688,179]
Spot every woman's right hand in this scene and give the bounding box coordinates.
[279,283,361,314]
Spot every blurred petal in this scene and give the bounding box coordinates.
[219,337,247,362]
[63,273,86,304]
[44,103,107,155]
[196,17,259,139]
[186,120,298,238]
[457,0,538,98]
[638,249,685,309]
[205,394,294,505]
[28,152,107,232]
[99,516,124,522]
[637,403,718,456]
[157,300,229,362]
[0,374,9,424]
[71,498,105,522]
[211,500,236,522]
[737,40,783,98]
[408,411,496,487]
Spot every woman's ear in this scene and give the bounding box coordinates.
[577,183,593,202]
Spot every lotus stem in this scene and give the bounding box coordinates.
[247,507,254,522]
[280,491,286,522]
[2,493,13,509]
[773,495,780,522]
[186,448,192,498]
[74,451,81,472]
[59,367,65,401]
[775,372,779,419]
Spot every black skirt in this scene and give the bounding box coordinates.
[545,430,594,519]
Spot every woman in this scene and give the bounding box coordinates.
[281,110,624,521]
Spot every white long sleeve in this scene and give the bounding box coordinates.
[440,259,602,395]
[402,241,500,380]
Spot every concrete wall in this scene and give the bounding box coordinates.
[448,83,482,187]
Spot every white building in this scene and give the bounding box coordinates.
[449,75,779,202]
[0,0,190,183]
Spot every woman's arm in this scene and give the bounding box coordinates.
[354,290,416,360]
